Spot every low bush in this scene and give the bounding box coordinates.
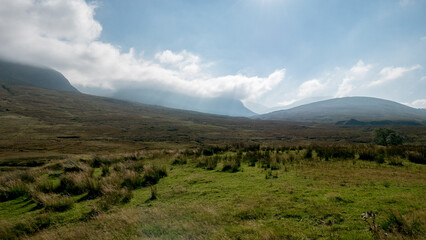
[32,192,74,212]
[0,180,29,202]
[0,213,53,239]
[407,151,425,164]
[58,172,92,195]
[172,156,187,165]
[142,165,167,186]
[98,185,133,210]
[196,156,219,170]
[36,178,58,193]
[122,169,143,190]
[382,210,425,238]
[222,155,241,173]
[387,157,403,166]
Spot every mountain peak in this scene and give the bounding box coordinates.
[256,96,426,123]
[0,59,78,93]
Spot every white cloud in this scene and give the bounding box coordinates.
[410,99,426,108]
[298,79,325,97]
[335,60,372,97]
[369,65,422,87]
[0,0,285,102]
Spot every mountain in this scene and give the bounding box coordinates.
[256,97,426,123]
[0,59,79,93]
[245,97,330,114]
[112,88,256,117]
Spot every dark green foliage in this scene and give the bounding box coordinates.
[101,164,110,176]
[150,186,157,200]
[373,128,404,146]
[142,165,167,186]
[358,151,377,161]
[387,157,403,166]
[304,148,313,159]
[196,156,219,170]
[222,155,241,172]
[0,213,53,240]
[19,171,36,183]
[36,179,58,193]
[0,180,29,202]
[315,146,354,160]
[358,150,384,163]
[244,151,259,167]
[122,170,144,190]
[172,156,187,165]
[32,192,74,212]
[382,210,424,237]
[407,151,425,164]
[265,170,278,179]
[58,172,93,195]
[98,186,133,210]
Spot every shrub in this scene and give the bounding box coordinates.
[407,151,425,164]
[358,151,377,161]
[172,156,187,165]
[387,157,403,166]
[373,128,404,146]
[19,170,37,183]
[98,185,133,210]
[36,178,58,193]
[0,180,29,202]
[244,151,259,167]
[86,177,102,198]
[58,172,92,195]
[0,213,53,239]
[304,148,313,159]
[32,192,74,212]
[222,155,241,173]
[142,165,167,186]
[122,169,143,190]
[101,164,110,176]
[150,186,158,200]
[196,156,219,170]
[382,210,424,238]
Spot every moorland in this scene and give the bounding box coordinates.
[0,64,425,239]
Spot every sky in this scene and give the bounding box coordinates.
[0,0,425,111]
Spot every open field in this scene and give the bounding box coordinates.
[1,83,426,239]
[0,145,425,239]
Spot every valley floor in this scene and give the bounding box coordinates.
[1,147,425,239]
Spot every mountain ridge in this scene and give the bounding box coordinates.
[256,96,426,123]
[0,59,79,93]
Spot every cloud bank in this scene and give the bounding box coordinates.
[0,0,285,102]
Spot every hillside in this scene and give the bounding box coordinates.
[0,59,78,93]
[113,88,255,117]
[256,97,426,124]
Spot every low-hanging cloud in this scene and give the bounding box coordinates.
[0,0,285,102]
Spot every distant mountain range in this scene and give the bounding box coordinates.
[112,88,255,117]
[1,59,425,124]
[256,97,426,124]
[0,59,254,117]
[0,59,79,93]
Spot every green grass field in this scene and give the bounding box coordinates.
[1,147,425,240]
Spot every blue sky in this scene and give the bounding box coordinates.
[0,0,425,111]
[94,0,425,76]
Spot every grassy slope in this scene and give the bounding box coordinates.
[1,82,426,159]
[5,156,423,240]
[1,83,425,239]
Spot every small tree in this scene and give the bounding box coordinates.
[373,128,404,146]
